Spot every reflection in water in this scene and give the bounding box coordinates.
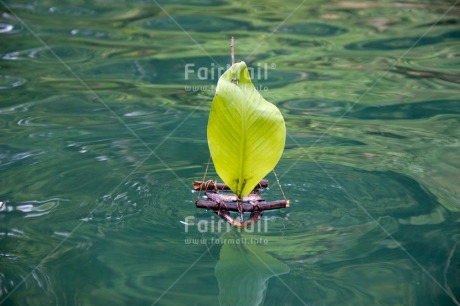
[1,0,459,305]
[275,22,348,36]
[144,16,250,32]
[215,238,289,306]
[345,36,443,50]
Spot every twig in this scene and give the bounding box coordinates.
[197,156,212,199]
[211,208,263,229]
[193,179,269,191]
[205,191,264,203]
[272,169,287,200]
[196,199,289,211]
[231,36,234,65]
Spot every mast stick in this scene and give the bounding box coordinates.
[231,36,235,65]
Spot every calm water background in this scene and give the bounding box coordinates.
[1,0,460,305]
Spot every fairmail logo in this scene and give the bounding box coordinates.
[184,62,274,81]
[182,215,269,233]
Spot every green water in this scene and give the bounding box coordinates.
[1,0,460,305]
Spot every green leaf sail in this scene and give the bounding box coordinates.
[207,62,286,198]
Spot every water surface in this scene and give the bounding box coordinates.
[1,0,460,305]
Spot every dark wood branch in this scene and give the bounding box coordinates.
[205,191,264,203]
[212,209,242,228]
[196,199,289,212]
[193,179,269,191]
[212,208,264,229]
[246,210,263,227]
[193,178,288,229]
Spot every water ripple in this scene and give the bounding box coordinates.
[0,23,13,33]
[0,17,23,35]
[47,5,96,16]
[86,180,152,222]
[143,16,249,32]
[0,75,27,90]
[2,45,95,64]
[17,117,49,127]
[275,22,348,37]
[1,199,60,218]
[345,36,443,50]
